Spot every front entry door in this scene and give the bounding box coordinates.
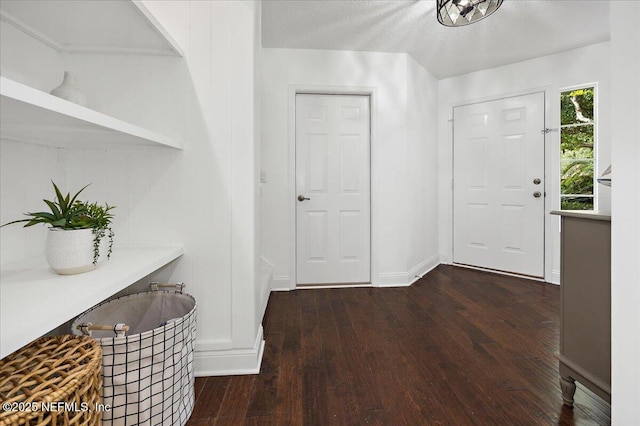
[295,94,371,285]
[453,92,545,277]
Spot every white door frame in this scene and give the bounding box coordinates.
[448,87,556,282]
[288,85,378,290]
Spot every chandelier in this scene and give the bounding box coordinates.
[437,0,504,27]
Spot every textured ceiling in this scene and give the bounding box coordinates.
[261,0,611,79]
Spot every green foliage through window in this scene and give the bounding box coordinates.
[560,87,595,210]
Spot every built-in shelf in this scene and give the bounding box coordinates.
[0,76,183,149]
[0,0,183,57]
[0,246,184,359]
[0,1,186,359]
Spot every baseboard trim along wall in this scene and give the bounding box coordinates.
[271,275,291,291]
[376,255,440,287]
[453,263,546,283]
[272,256,441,289]
[439,253,453,265]
[376,272,411,287]
[194,326,265,377]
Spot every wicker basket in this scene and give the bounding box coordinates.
[0,335,102,426]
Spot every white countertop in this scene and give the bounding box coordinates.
[551,210,611,221]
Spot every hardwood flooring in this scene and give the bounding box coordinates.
[186,265,611,425]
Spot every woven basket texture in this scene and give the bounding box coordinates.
[0,335,102,426]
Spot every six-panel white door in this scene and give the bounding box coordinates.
[453,92,545,277]
[296,94,371,285]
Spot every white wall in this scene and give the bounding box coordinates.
[0,0,263,375]
[406,57,440,278]
[437,42,611,283]
[261,48,440,289]
[252,1,269,328]
[0,142,62,264]
[0,18,66,264]
[610,2,640,423]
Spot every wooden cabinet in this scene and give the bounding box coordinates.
[552,210,611,405]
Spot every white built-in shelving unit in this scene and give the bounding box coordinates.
[0,247,184,358]
[0,0,184,57]
[0,1,185,358]
[0,77,183,149]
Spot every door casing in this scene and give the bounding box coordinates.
[295,93,371,284]
[452,91,546,278]
[288,86,378,290]
[447,88,555,282]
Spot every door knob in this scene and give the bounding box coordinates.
[297,194,310,202]
[533,178,541,185]
[533,191,542,198]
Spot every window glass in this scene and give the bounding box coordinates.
[560,87,595,210]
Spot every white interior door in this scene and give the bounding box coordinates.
[296,94,371,285]
[453,92,545,277]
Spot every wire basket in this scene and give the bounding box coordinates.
[72,283,197,426]
[0,335,103,426]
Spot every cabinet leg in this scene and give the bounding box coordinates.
[560,376,576,407]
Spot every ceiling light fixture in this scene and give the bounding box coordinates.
[437,0,504,27]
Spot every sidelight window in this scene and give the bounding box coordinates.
[560,86,596,210]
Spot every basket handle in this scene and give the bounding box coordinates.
[77,322,129,337]
[150,282,185,293]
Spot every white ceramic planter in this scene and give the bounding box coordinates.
[46,228,109,275]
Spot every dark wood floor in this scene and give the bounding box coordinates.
[186,265,611,425]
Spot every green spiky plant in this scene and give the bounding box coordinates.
[2,181,115,264]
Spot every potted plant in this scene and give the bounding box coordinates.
[2,182,115,275]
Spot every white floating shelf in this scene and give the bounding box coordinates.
[0,0,183,57]
[0,76,183,149]
[0,246,184,359]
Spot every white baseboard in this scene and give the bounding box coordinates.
[271,256,440,290]
[376,255,439,287]
[376,272,411,287]
[453,263,546,282]
[408,255,439,281]
[296,283,373,290]
[439,253,452,265]
[271,275,291,291]
[194,326,265,376]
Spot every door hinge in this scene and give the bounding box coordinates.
[541,128,558,134]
